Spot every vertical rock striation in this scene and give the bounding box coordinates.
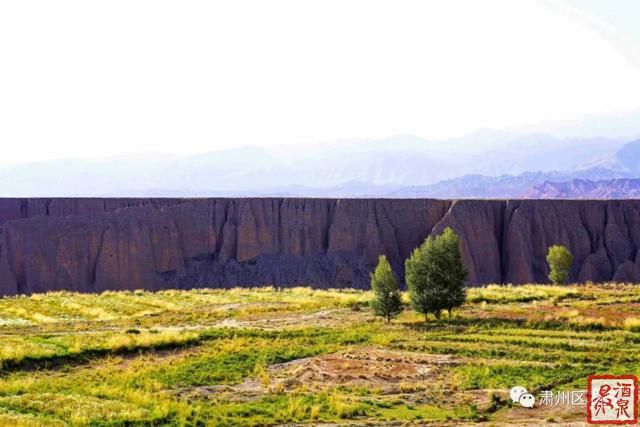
[0,198,639,295]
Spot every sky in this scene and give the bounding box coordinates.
[1,0,640,163]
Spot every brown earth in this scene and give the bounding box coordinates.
[184,348,460,400]
[270,348,457,390]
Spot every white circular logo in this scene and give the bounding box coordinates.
[510,386,536,408]
[510,386,528,403]
[519,393,536,408]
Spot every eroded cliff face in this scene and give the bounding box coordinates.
[1,198,639,295]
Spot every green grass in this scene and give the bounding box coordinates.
[466,284,580,303]
[2,284,640,425]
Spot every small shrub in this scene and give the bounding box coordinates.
[399,382,422,393]
[370,255,403,322]
[346,300,367,312]
[328,392,366,419]
[253,362,271,386]
[285,395,308,420]
[547,245,573,285]
[310,404,321,420]
[624,317,640,332]
[568,316,607,330]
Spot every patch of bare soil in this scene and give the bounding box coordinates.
[181,347,461,402]
[272,347,457,389]
[490,402,587,426]
[178,348,584,426]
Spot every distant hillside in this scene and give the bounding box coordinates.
[525,179,640,199]
[391,173,567,198]
[390,168,627,199]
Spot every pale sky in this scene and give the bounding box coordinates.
[1,0,640,163]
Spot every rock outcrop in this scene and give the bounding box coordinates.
[1,198,640,295]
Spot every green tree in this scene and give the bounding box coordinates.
[547,245,573,284]
[405,227,468,322]
[370,255,403,322]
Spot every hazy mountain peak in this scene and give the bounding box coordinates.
[0,126,637,197]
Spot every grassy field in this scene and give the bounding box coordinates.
[1,284,640,426]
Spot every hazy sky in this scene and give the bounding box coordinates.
[1,0,640,163]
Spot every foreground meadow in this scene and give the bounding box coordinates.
[1,284,640,426]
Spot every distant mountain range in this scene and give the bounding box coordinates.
[402,139,640,199]
[389,169,632,199]
[1,131,640,199]
[525,179,640,199]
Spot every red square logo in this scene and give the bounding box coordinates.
[587,374,638,424]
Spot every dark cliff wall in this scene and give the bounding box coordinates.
[1,198,639,295]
